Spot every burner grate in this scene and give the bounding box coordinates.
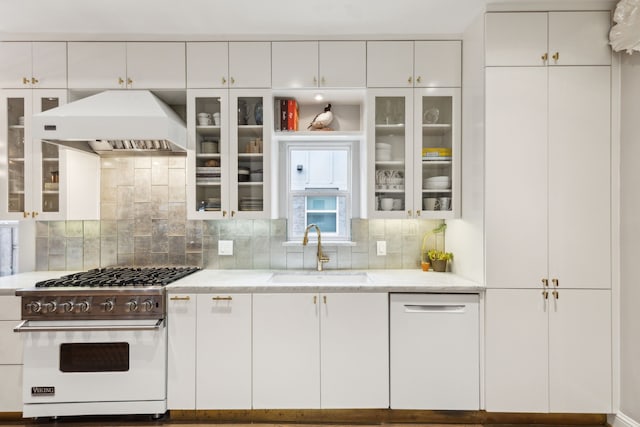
[35,267,200,288]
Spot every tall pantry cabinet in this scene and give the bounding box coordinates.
[484,11,612,413]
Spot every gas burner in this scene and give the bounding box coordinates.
[35,266,200,288]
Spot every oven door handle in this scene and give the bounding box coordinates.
[13,319,165,333]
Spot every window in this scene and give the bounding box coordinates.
[283,142,359,241]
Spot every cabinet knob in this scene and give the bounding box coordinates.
[407,210,412,217]
[23,211,30,218]
[313,295,317,304]
[416,76,422,84]
[313,76,317,85]
[542,290,549,300]
[407,76,413,84]
[552,278,559,287]
[222,77,227,85]
[118,77,124,86]
[22,77,29,85]
[31,77,39,85]
[416,210,421,217]
[323,295,327,304]
[321,76,326,86]
[223,210,227,217]
[231,210,236,217]
[32,211,39,218]
[552,290,559,300]
[541,52,548,62]
[127,77,133,87]
[541,278,549,287]
[230,77,235,85]
[552,52,559,62]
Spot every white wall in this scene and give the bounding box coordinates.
[620,52,640,423]
[446,10,485,284]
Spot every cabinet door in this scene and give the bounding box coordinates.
[167,294,196,410]
[320,293,388,408]
[68,42,127,89]
[0,320,22,364]
[0,90,34,220]
[548,289,611,413]
[228,42,271,88]
[485,289,549,412]
[367,41,414,87]
[319,41,366,88]
[414,41,461,88]
[187,42,229,88]
[126,42,186,89]
[485,12,548,66]
[0,365,22,411]
[253,293,320,409]
[229,90,271,219]
[196,294,251,409]
[368,89,414,218]
[272,41,319,88]
[0,42,31,89]
[548,67,610,289]
[414,87,460,219]
[31,42,67,88]
[548,12,611,66]
[485,67,548,288]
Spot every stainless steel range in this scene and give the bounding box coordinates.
[13,267,199,419]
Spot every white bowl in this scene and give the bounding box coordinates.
[425,175,450,182]
[424,181,450,190]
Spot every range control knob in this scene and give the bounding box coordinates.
[77,300,91,313]
[60,301,74,313]
[100,299,115,312]
[28,301,42,313]
[126,300,139,312]
[142,299,155,312]
[43,301,57,313]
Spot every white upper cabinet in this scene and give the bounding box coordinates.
[367,41,461,88]
[68,42,127,89]
[485,11,611,66]
[68,42,185,89]
[126,42,186,88]
[228,42,271,88]
[0,42,66,89]
[414,41,461,88]
[272,41,366,88]
[367,41,414,87]
[187,42,229,88]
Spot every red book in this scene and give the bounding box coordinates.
[287,99,295,131]
[293,100,299,131]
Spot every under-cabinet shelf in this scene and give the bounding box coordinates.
[422,124,452,135]
[376,160,405,166]
[422,160,452,165]
[196,125,221,136]
[238,182,263,186]
[422,189,452,193]
[196,182,221,187]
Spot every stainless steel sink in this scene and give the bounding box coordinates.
[269,271,370,284]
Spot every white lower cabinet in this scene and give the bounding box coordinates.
[0,296,22,412]
[196,294,251,409]
[167,293,196,410]
[390,293,479,410]
[252,292,389,409]
[485,289,611,413]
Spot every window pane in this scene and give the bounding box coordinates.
[307,196,337,210]
[307,213,337,233]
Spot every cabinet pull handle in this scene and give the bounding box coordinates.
[552,290,559,300]
[23,211,30,218]
[22,77,29,85]
[407,76,413,84]
[416,210,421,217]
[222,77,227,85]
[223,210,227,217]
[552,52,559,62]
[230,77,235,85]
[552,278,559,287]
[542,290,549,300]
[313,76,317,84]
[31,77,39,85]
[313,296,317,304]
[321,76,325,85]
[407,210,412,217]
[541,52,548,62]
[170,296,191,301]
[32,211,38,218]
[118,77,124,86]
[416,76,422,84]
[323,295,327,304]
[542,278,549,287]
[231,210,236,217]
[212,296,232,301]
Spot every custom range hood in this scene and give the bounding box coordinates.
[32,90,187,156]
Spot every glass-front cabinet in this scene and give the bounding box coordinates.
[0,89,67,220]
[187,89,271,219]
[367,88,460,218]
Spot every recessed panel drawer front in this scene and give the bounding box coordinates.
[0,320,22,363]
[0,296,20,320]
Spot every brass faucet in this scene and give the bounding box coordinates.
[302,224,330,271]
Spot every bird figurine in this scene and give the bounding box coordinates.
[308,103,333,130]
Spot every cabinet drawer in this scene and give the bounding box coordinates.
[0,321,22,364]
[0,365,22,411]
[0,296,20,320]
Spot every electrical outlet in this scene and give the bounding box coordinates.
[218,240,233,256]
[376,240,387,256]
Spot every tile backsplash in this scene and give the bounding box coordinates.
[35,156,441,271]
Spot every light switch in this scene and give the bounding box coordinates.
[218,240,233,256]
[376,241,386,256]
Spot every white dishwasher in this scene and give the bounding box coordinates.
[390,293,480,410]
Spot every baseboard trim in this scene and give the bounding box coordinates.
[169,409,607,425]
[609,412,640,427]
[0,412,22,421]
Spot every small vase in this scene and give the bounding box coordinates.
[431,259,448,272]
[254,101,263,125]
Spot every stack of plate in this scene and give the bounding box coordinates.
[205,197,221,211]
[238,167,250,182]
[423,176,451,190]
[375,142,392,161]
[239,197,263,211]
[196,166,221,184]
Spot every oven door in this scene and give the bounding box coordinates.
[16,319,166,406]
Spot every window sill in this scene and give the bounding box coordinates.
[283,240,357,247]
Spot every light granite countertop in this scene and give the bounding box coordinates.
[0,271,77,296]
[166,269,483,293]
